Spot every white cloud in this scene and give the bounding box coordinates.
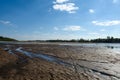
[92,20,120,26]
[53,3,79,13]
[53,0,79,13]
[54,0,69,3]
[54,27,59,30]
[89,9,95,13]
[0,20,11,25]
[63,26,81,31]
[0,20,18,28]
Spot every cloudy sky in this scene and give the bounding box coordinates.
[0,0,120,40]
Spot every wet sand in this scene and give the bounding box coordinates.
[0,43,120,80]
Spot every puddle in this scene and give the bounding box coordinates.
[4,48,14,54]
[16,47,71,66]
[4,48,9,51]
[16,47,34,58]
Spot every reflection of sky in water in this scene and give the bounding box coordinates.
[61,43,120,52]
[16,47,70,66]
[112,48,120,54]
[96,44,120,53]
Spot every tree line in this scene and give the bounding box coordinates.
[0,36,17,41]
[0,36,120,43]
[46,36,120,43]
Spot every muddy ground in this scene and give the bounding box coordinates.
[0,43,120,80]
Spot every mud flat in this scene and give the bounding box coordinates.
[0,43,120,80]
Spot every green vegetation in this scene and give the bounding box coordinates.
[0,36,17,41]
[91,36,120,43]
[1,36,120,43]
[45,36,120,43]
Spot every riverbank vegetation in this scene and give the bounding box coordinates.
[36,36,120,43]
[39,36,120,43]
[0,36,17,41]
[1,36,120,43]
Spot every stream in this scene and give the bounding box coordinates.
[16,47,72,67]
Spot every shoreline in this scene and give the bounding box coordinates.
[0,43,120,80]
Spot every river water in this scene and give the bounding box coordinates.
[60,43,120,52]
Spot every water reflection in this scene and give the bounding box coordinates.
[61,43,120,51]
[16,47,72,66]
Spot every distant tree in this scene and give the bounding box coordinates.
[69,39,77,42]
[78,38,89,42]
[0,36,17,41]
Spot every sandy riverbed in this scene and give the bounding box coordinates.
[0,43,120,80]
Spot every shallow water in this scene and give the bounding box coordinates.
[16,47,71,66]
[60,43,120,48]
[60,43,120,51]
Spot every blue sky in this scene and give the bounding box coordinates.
[0,0,120,40]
